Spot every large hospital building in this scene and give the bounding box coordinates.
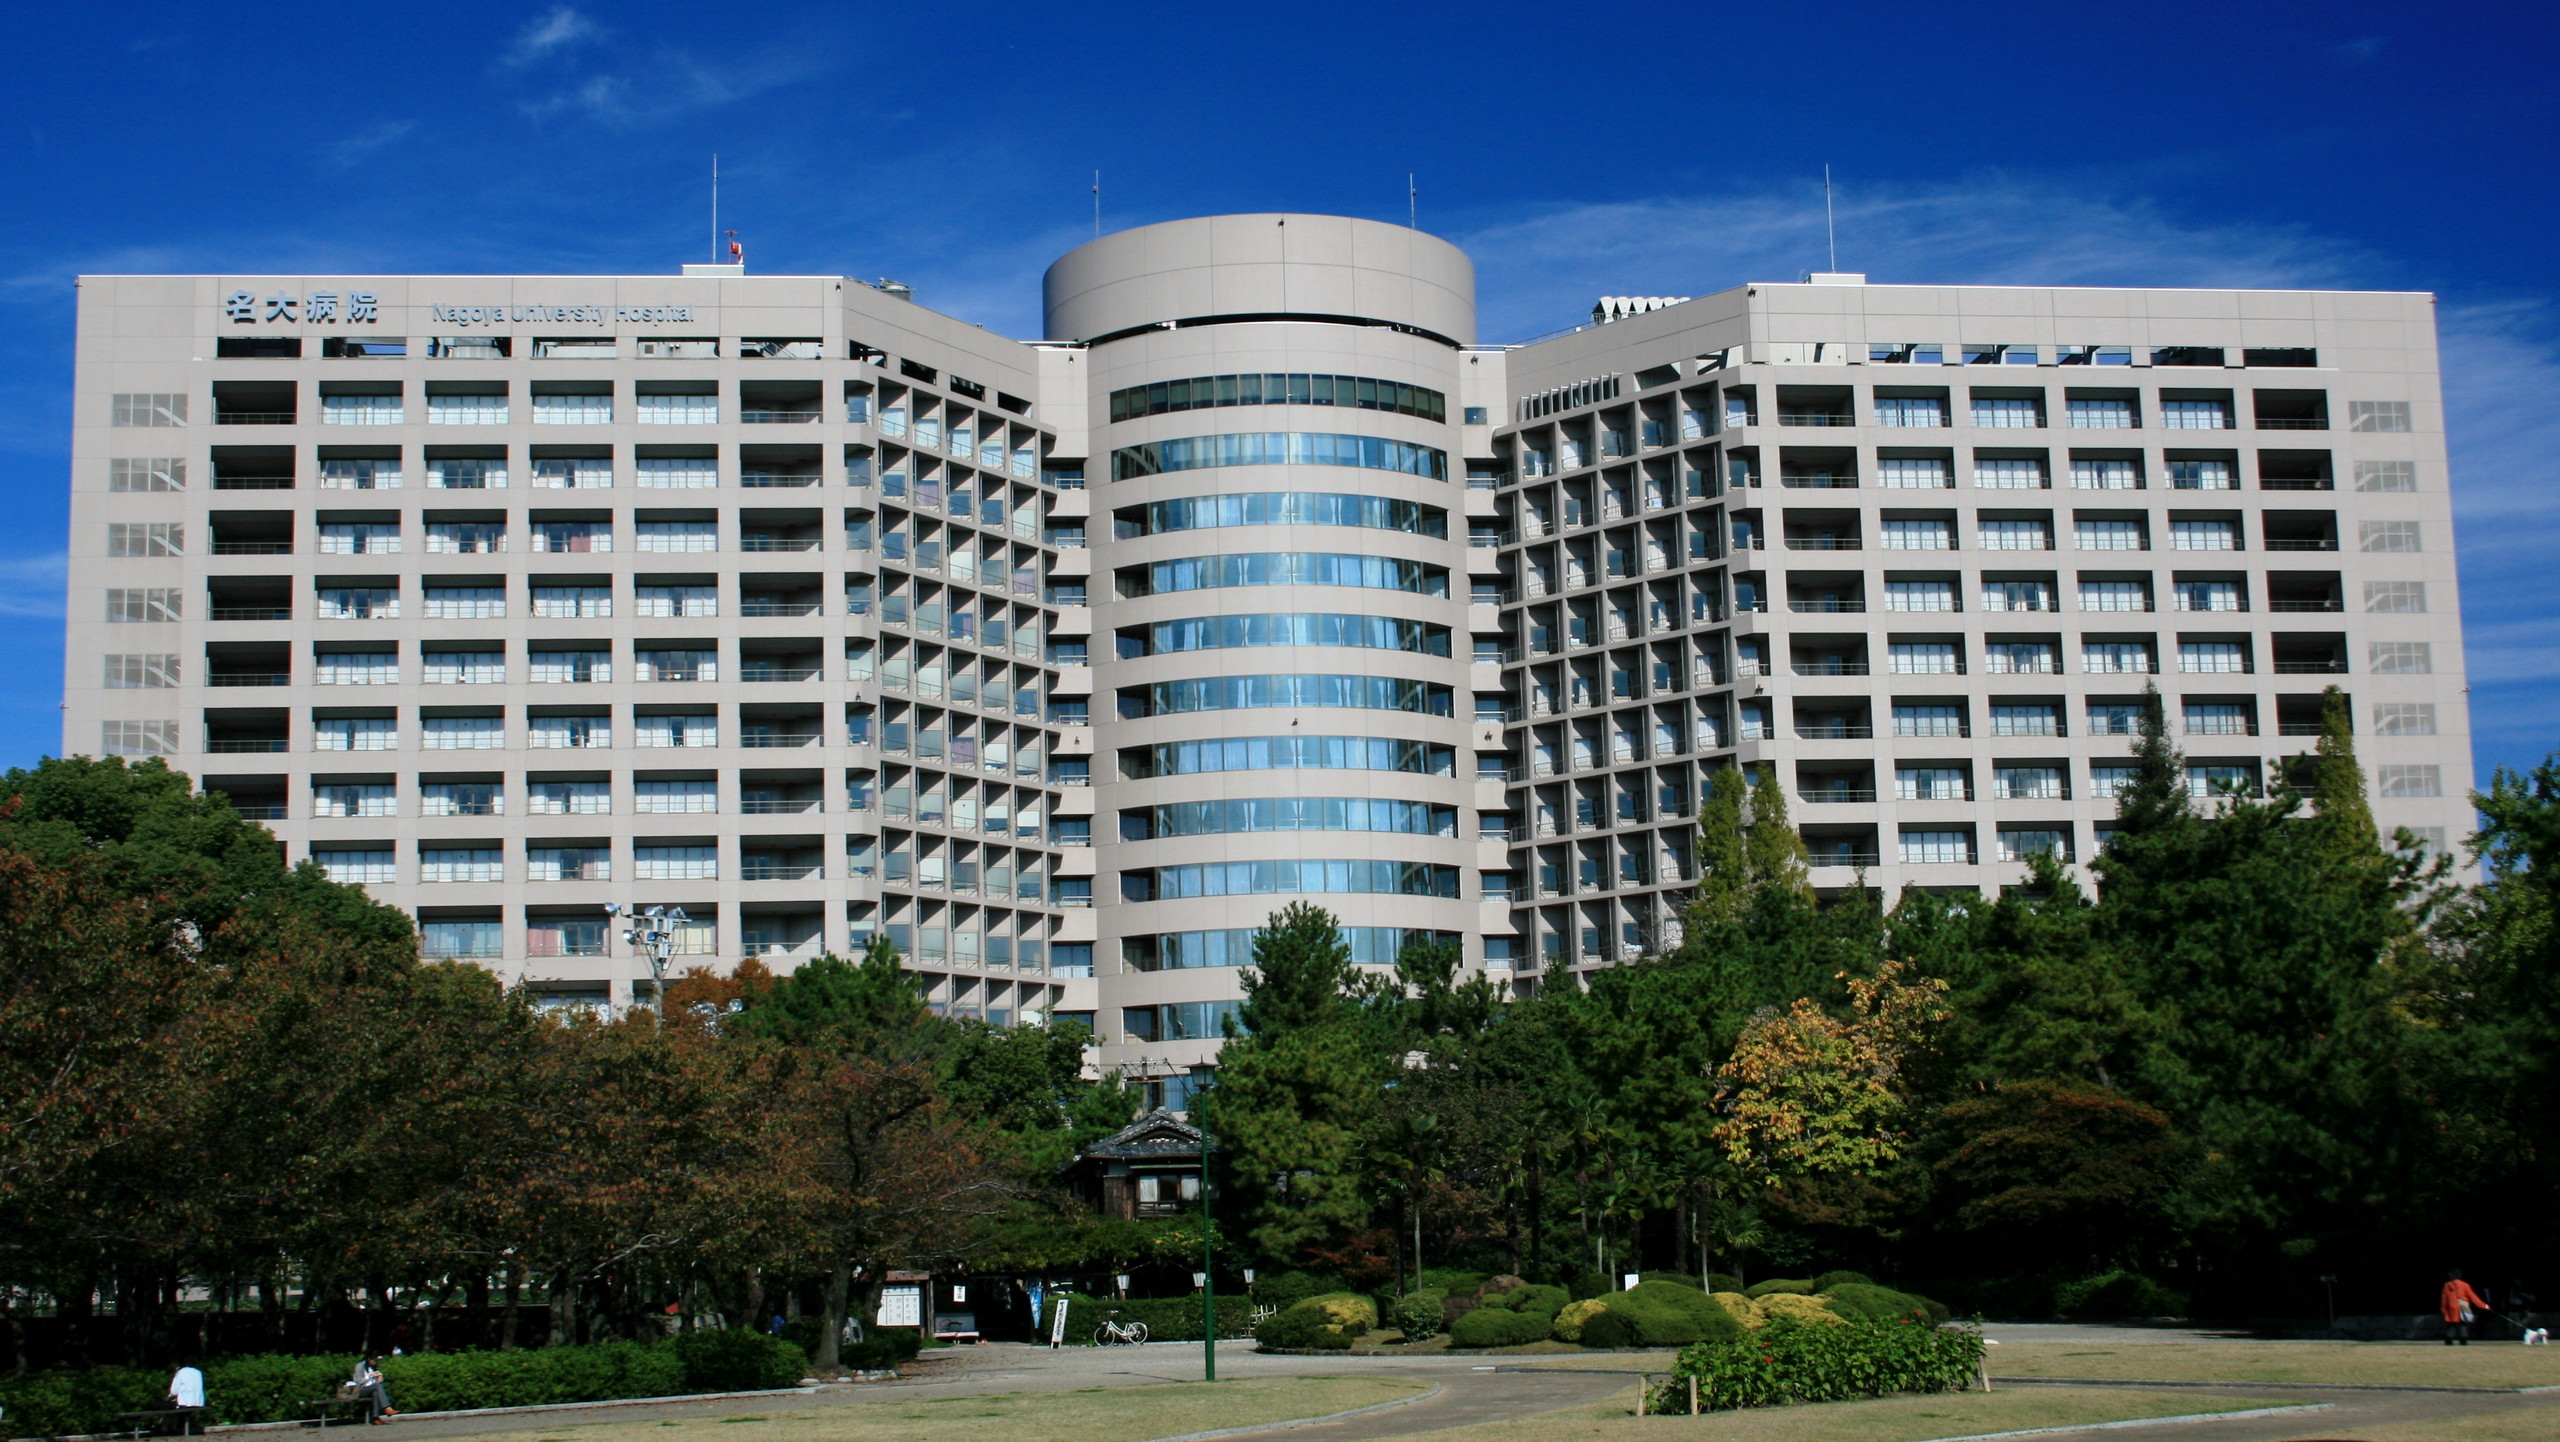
[65,214,2474,1097]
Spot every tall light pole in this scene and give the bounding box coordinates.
[609,903,687,1018]
[1199,1120,1216,1382]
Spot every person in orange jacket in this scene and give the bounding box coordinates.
[2441,1270,2491,1346]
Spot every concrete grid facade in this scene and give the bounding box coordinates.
[65,215,2476,1091]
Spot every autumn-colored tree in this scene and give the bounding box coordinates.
[1712,961,1950,1188]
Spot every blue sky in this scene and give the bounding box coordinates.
[3,1,2554,789]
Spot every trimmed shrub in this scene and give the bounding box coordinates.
[1419,1269,1489,1295]
[1305,1291,1378,1334]
[1505,1284,1569,1321]
[1395,1289,1448,1339]
[0,1366,165,1437]
[842,1328,922,1370]
[1255,1301,1353,1351]
[672,1330,809,1390]
[1450,1306,1551,1347]
[1743,1277,1818,1299]
[1813,1270,1876,1292]
[1551,1298,1606,1343]
[1640,1271,1703,1289]
[1250,1271,1330,1311]
[1040,1294,1255,1344]
[1653,1317,1986,1411]
[1822,1283,1949,1327]
[1707,1273,1745,1295]
[1578,1309,1641,1348]
[1753,1293,1845,1328]
[2056,1271,2188,1319]
[1710,1292,1760,1330]
[1578,1281,1746,1348]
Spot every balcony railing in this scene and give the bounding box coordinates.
[739,665,820,682]
[739,409,823,424]
[2272,660,2349,674]
[740,536,821,552]
[1809,852,1885,868]
[740,472,821,488]
[209,606,291,621]
[740,600,819,617]
[1800,788,1880,803]
[207,673,288,687]
[225,802,288,820]
[2259,478,2335,491]
[2263,538,2340,551]
[1795,723,1875,740]
[212,476,295,490]
[1788,598,1866,613]
[740,798,822,813]
[2267,599,2344,612]
[211,540,293,555]
[1792,661,1869,676]
[2184,721,2260,736]
[1777,412,1855,427]
[739,732,821,749]
[214,411,297,425]
[2276,722,2325,737]
[1784,535,1862,550]
[1779,474,1859,488]
[741,862,822,881]
[206,738,288,753]
[2255,417,2330,430]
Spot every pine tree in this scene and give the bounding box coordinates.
[2303,684,2378,852]
[1745,767,1814,899]
[2110,683,2189,839]
[1235,900,1358,1037]
[1687,767,1752,926]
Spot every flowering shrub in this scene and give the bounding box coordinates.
[1650,1314,1984,1411]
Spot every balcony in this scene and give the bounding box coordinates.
[206,737,288,753]
[1777,411,1855,427]
[740,409,822,424]
[741,861,822,881]
[1800,788,1879,803]
[1788,597,1866,613]
[740,534,821,552]
[740,599,820,617]
[211,540,292,555]
[739,730,822,747]
[209,605,290,621]
[212,474,295,490]
[1779,472,1859,489]
[214,410,296,426]
[226,802,288,820]
[2272,660,2349,675]
[1795,723,1875,740]
[740,797,822,814]
[739,664,821,683]
[1792,660,1869,676]
[740,471,821,487]
[1809,852,1885,868]
[2267,599,2343,612]
[1784,533,1862,550]
[2262,538,2339,552]
[207,672,288,687]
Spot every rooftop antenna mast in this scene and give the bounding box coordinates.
[1823,163,1837,272]
[1408,173,1417,229]
[711,154,720,265]
[1093,170,1102,238]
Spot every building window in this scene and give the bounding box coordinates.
[1110,432,1449,482]
[2377,764,2443,798]
[2373,703,2437,736]
[1899,829,1971,864]
[2072,458,2140,490]
[428,393,509,425]
[112,393,188,427]
[106,587,181,623]
[1996,828,2070,862]
[421,848,503,882]
[315,850,396,885]
[107,522,183,557]
[2360,521,2421,553]
[110,458,185,491]
[1877,457,1950,488]
[2167,459,2236,489]
[2347,400,2412,433]
[100,719,178,756]
[2354,460,2417,493]
[2364,581,2428,613]
[1974,457,2047,489]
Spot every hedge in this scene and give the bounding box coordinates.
[0,1342,702,1437]
[1651,1317,1985,1412]
[1040,1293,1255,1344]
[669,1331,810,1390]
[1254,1304,1352,1351]
[1448,1307,1549,1347]
[1822,1283,1949,1327]
[1394,1289,1447,1339]
[1578,1280,1745,1348]
[1744,1277,1819,1299]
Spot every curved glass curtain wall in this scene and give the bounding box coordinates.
[1117,552,1448,598]
[1109,372,1447,424]
[1119,735,1456,778]
[1115,493,1446,539]
[1121,674,1451,718]
[1121,858,1463,900]
[1111,433,1448,481]
[1124,926,1462,970]
[1124,614,1450,657]
[1121,797,1458,839]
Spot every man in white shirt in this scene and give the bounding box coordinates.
[166,1360,205,1433]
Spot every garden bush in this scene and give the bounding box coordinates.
[1743,1277,1818,1299]
[1814,1270,1876,1292]
[2055,1270,2188,1319]
[1040,1293,1255,1343]
[1575,1281,1746,1348]
[1752,1293,1845,1328]
[1707,1273,1745,1294]
[1304,1291,1378,1334]
[1551,1298,1606,1342]
[1418,1269,1488,1295]
[1651,1316,1985,1411]
[841,1328,922,1370]
[1249,1271,1330,1310]
[0,1344,697,1437]
[1449,1306,1551,1347]
[1710,1292,1759,1329]
[1822,1282,1949,1327]
[1255,1300,1353,1351]
[671,1329,809,1390]
[1395,1289,1447,1339]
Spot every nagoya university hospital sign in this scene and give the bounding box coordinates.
[220,292,696,327]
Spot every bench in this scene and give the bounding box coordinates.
[301,1397,368,1429]
[116,1407,206,1438]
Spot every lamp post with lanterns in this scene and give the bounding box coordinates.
[608,903,688,1019]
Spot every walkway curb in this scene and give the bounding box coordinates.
[1997,1375,2542,1395]
[1123,1382,1444,1442]
[16,1386,832,1442]
[1904,1404,2331,1442]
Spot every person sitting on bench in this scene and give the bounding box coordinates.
[351,1356,397,1424]
[164,1359,206,1434]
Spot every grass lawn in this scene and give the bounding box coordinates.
[1985,1339,2560,1389]
[1402,1386,2283,1442]
[431,1376,1425,1442]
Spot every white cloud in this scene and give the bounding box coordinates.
[504,7,598,67]
[0,554,65,619]
[519,45,830,127]
[323,119,416,169]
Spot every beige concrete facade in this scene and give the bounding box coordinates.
[67,225,2476,1088]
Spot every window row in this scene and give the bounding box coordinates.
[1118,797,1460,841]
[1112,491,1448,538]
[1117,734,1457,780]
[1115,552,1450,598]
[1116,673,1454,719]
[1119,858,1464,902]
[1720,573,2422,617]
[855,836,1074,905]
[1110,432,1449,482]
[1109,372,1447,424]
[1116,612,1453,659]
[315,839,848,885]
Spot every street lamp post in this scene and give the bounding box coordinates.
[1200,1122,1216,1382]
[609,903,687,1019]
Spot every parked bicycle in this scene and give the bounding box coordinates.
[1093,1311,1151,1346]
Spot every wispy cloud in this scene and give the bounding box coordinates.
[518,44,831,127]
[504,7,598,68]
[2339,36,2387,62]
[323,119,415,170]
[0,554,65,619]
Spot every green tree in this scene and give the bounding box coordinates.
[1688,768,1753,926]
[1745,767,1813,899]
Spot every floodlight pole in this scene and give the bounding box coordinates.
[1201,1121,1216,1381]
[610,903,688,1018]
